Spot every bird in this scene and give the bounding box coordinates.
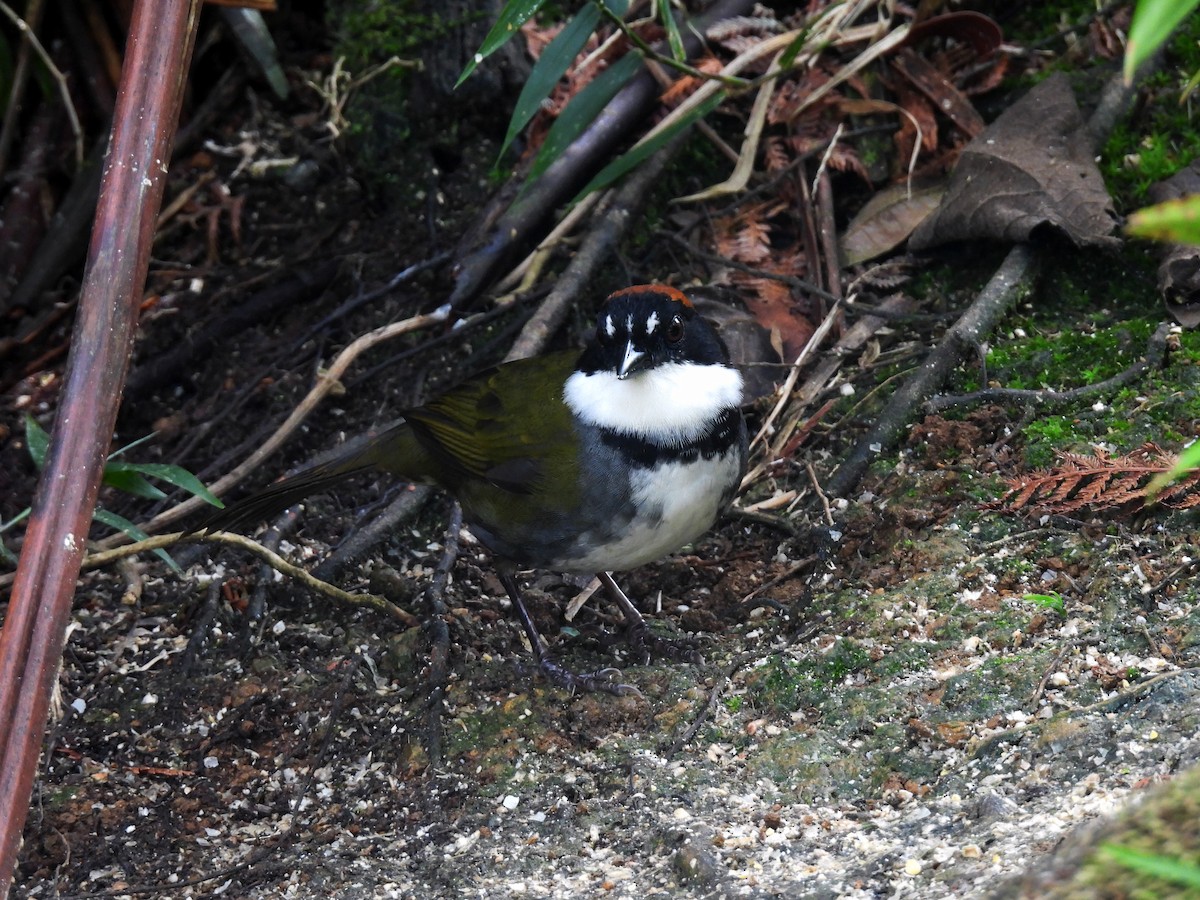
[199,285,747,695]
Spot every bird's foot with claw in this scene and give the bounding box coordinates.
[523,656,643,697]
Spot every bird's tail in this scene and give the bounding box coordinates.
[194,422,413,535]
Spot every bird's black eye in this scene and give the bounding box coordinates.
[666,314,685,344]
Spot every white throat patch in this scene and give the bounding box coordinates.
[564,361,743,443]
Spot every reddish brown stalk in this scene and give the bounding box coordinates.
[0,1,201,894]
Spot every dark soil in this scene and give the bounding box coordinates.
[7,12,1200,900]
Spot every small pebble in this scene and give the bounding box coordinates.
[674,840,722,885]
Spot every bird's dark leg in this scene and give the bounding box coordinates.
[497,569,641,697]
[598,572,703,665]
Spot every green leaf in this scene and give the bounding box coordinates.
[660,2,686,63]
[220,9,290,101]
[457,0,549,88]
[1124,0,1200,83]
[1,507,31,564]
[574,89,725,200]
[1102,844,1200,889]
[778,26,815,70]
[107,431,157,460]
[102,467,169,501]
[0,507,30,535]
[93,507,183,575]
[496,0,631,164]
[1022,592,1065,614]
[527,51,643,182]
[103,461,225,508]
[1126,194,1200,245]
[499,3,603,162]
[24,414,49,469]
[1146,439,1200,499]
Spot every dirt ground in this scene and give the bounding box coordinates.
[6,11,1200,900]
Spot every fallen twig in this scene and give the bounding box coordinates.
[825,245,1039,499]
[739,557,814,605]
[748,300,843,456]
[926,322,1171,413]
[75,531,421,627]
[106,304,451,543]
[423,502,463,768]
[243,507,300,651]
[824,56,1154,501]
[312,485,433,582]
[662,659,739,759]
[0,1,83,168]
[181,580,223,676]
[972,665,1200,761]
[1028,639,1077,709]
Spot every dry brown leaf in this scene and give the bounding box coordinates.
[909,73,1119,250]
[741,278,816,361]
[839,176,947,266]
[890,48,985,139]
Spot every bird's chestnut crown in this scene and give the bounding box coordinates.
[576,285,730,378]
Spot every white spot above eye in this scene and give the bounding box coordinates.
[645,311,659,334]
[604,315,615,338]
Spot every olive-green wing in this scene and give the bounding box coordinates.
[402,351,580,494]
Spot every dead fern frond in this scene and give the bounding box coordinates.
[763,136,791,173]
[987,444,1200,517]
[732,216,773,264]
[847,260,912,293]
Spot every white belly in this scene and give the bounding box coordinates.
[561,447,742,573]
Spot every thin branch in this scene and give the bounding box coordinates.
[0,0,42,174]
[824,245,1038,499]
[0,0,84,168]
[78,531,421,627]
[423,502,463,768]
[105,305,451,542]
[747,299,843,457]
[926,323,1171,412]
[662,659,740,759]
[595,2,751,89]
[810,123,844,199]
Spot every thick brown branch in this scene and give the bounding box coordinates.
[0,4,202,893]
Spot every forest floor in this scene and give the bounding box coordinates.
[5,5,1200,899]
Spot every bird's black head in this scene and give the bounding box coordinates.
[576,285,730,379]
